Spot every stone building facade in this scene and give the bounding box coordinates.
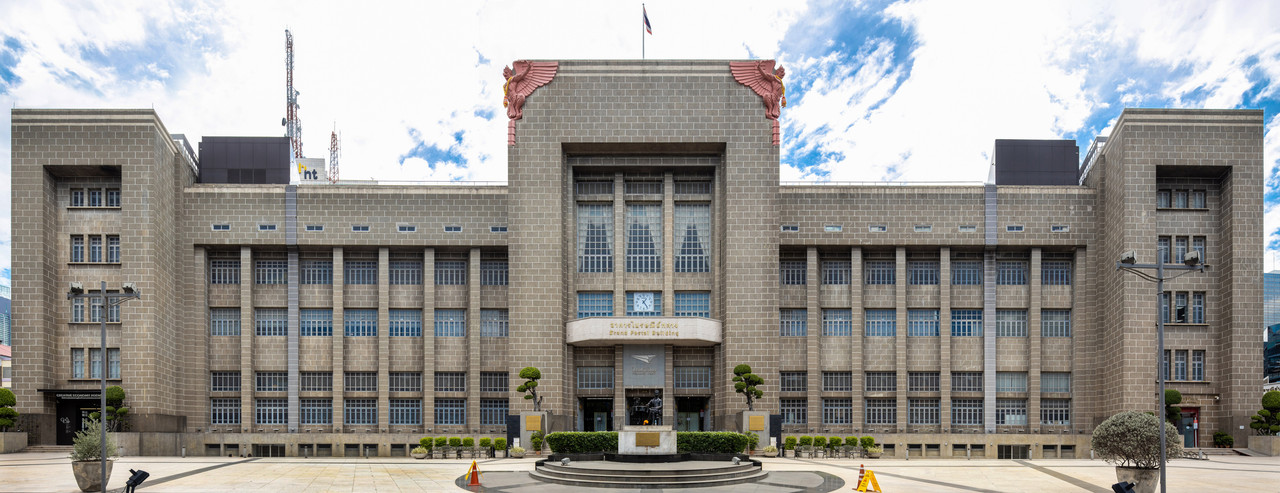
[9,60,1263,458]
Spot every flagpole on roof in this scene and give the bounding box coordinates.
[642,3,646,59]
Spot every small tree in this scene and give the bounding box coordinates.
[517,367,544,412]
[1092,411,1182,469]
[1250,390,1280,435]
[0,388,18,432]
[70,419,116,462]
[1164,389,1182,426]
[732,364,764,411]
[89,386,129,432]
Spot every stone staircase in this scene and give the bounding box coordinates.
[22,445,73,454]
[531,459,768,488]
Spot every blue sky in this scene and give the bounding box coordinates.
[1,0,1279,289]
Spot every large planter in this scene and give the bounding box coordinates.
[431,450,442,459]
[1247,435,1280,456]
[494,450,506,458]
[412,452,427,459]
[72,460,113,492]
[0,432,27,454]
[815,449,825,459]
[866,451,882,459]
[1115,466,1159,493]
[763,449,778,458]
[510,450,525,458]
[784,449,795,458]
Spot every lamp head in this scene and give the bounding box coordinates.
[1182,249,1201,267]
[122,282,138,294]
[68,282,84,296]
[1118,251,1137,265]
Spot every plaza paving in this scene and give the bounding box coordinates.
[1,452,1278,492]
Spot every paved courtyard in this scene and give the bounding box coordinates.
[1,452,1278,492]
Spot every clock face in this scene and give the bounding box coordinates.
[635,292,654,312]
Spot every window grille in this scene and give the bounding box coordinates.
[822,398,853,424]
[578,204,614,272]
[352,225,369,232]
[865,309,896,337]
[822,371,852,392]
[305,225,323,231]
[344,309,377,337]
[865,372,897,392]
[575,180,613,195]
[255,372,287,392]
[626,204,662,272]
[209,308,240,336]
[781,398,807,425]
[434,309,466,337]
[674,204,711,272]
[779,260,806,285]
[1040,399,1071,426]
[907,309,939,336]
[996,310,1027,337]
[71,235,84,262]
[576,293,613,318]
[780,371,807,392]
[344,399,377,425]
[1041,372,1071,393]
[480,310,509,337]
[780,309,807,336]
[865,399,896,425]
[996,372,1027,392]
[107,236,120,263]
[301,372,331,392]
[301,399,331,425]
[997,261,1027,285]
[345,372,378,392]
[908,398,940,424]
[389,372,422,392]
[577,367,614,389]
[255,308,287,336]
[1041,310,1072,337]
[908,372,940,392]
[480,399,508,426]
[625,181,662,194]
[908,260,939,285]
[952,399,983,425]
[300,309,333,336]
[211,372,240,392]
[434,372,466,392]
[822,309,853,336]
[996,399,1028,425]
[255,398,288,425]
[211,399,240,424]
[480,372,508,392]
[1191,351,1205,381]
[625,292,662,316]
[950,309,983,337]
[675,367,712,389]
[389,399,421,425]
[443,225,462,232]
[434,260,466,285]
[1041,261,1072,285]
[951,260,982,285]
[389,309,422,337]
[435,399,466,425]
[210,259,240,284]
[673,292,710,317]
[389,261,423,285]
[255,260,287,284]
[480,260,509,285]
[258,224,277,231]
[673,181,711,195]
[301,260,332,284]
[865,260,895,285]
[344,260,377,285]
[1006,225,1024,232]
[821,260,850,285]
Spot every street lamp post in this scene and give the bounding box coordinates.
[67,281,140,493]
[1116,249,1206,493]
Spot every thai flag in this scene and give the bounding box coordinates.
[643,6,652,34]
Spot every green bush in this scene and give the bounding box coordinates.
[1092,411,1182,469]
[419,437,432,449]
[0,388,17,432]
[784,436,797,450]
[462,437,475,448]
[813,436,827,448]
[412,446,428,454]
[859,436,875,449]
[531,430,545,451]
[676,432,751,454]
[1213,432,1234,447]
[798,436,813,447]
[448,437,462,448]
[545,432,619,454]
[745,432,759,451]
[434,437,448,448]
[845,436,859,449]
[1165,389,1183,424]
[70,419,116,462]
[479,438,492,448]
[1250,390,1280,435]
[494,437,508,450]
[828,437,842,448]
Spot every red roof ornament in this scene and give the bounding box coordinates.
[502,61,559,146]
[730,60,787,145]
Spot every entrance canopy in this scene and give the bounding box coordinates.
[566,317,721,346]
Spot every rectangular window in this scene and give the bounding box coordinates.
[255,308,287,336]
[389,372,421,392]
[1191,190,1206,208]
[865,399,896,425]
[576,367,614,389]
[822,398,853,424]
[781,398,807,425]
[674,367,711,389]
[780,309,807,337]
[480,260,509,286]
[626,204,662,272]
[434,399,466,425]
[908,398,940,424]
[70,235,84,262]
[344,309,377,337]
[89,348,102,378]
[106,236,120,263]
[71,298,84,323]
[305,225,323,232]
[434,260,466,285]
[865,309,896,337]
[256,372,287,392]
[1158,236,1172,264]
[1157,190,1171,208]
[952,260,983,285]
[88,189,102,207]
[673,292,711,318]
[865,260,895,285]
[1192,293,1205,324]
[951,309,983,337]
[996,372,1028,392]
[1041,261,1072,285]
[952,372,983,392]
[389,399,422,425]
[915,225,933,233]
[301,260,332,285]
[997,261,1027,285]
[90,297,103,323]
[996,399,1028,425]
[211,224,230,231]
[211,372,241,392]
[822,309,853,336]
[576,292,613,318]
[480,372,508,392]
[443,225,462,232]
[996,310,1027,337]
[344,399,377,425]
[907,309,940,337]
[389,309,422,337]
[1175,237,1188,265]
[1050,225,1070,232]
[908,260,940,285]
[958,225,977,233]
[1041,372,1071,393]
[301,372,332,392]
[625,292,662,316]
[1041,399,1071,426]
[824,225,843,232]
[433,309,466,337]
[578,204,614,273]
[72,349,85,378]
[1175,190,1188,208]
[258,224,277,231]
[865,372,896,392]
[1163,350,1171,381]
[779,260,806,285]
[1042,310,1072,337]
[952,399,983,426]
[254,260,287,285]
[211,398,241,425]
[1193,236,1206,262]
[822,260,850,285]
[434,372,466,392]
[673,204,711,272]
[1192,350,1205,381]
[89,236,102,263]
[489,226,507,233]
[397,225,417,233]
[352,225,369,232]
[480,309,509,337]
[869,225,887,233]
[1006,225,1024,232]
[908,372,940,392]
[779,371,807,392]
[1161,292,1170,324]
[389,261,423,285]
[71,189,85,207]
[300,309,333,337]
[209,308,240,336]
[344,260,377,285]
[822,371,853,392]
[1174,350,1188,380]
[344,372,378,392]
[480,399,508,426]
[1175,292,1188,322]
[781,225,798,232]
[301,399,331,425]
[107,348,120,379]
[210,260,241,285]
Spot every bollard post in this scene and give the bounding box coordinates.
[182,446,186,458]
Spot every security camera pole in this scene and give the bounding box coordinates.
[1116,250,1206,493]
[67,281,140,493]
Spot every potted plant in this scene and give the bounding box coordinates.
[845,436,860,458]
[70,419,116,492]
[813,436,827,458]
[1213,432,1234,448]
[432,437,447,459]
[1092,411,1181,493]
[460,437,475,458]
[762,445,778,457]
[860,436,879,458]
[530,430,545,455]
[509,445,526,458]
[0,388,19,432]
[479,437,492,458]
[745,432,759,454]
[784,436,797,458]
[494,437,508,458]
[828,437,843,458]
[797,436,813,458]
[411,446,428,459]
[1249,390,1280,455]
[864,445,883,459]
[448,437,463,458]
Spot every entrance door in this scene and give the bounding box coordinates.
[54,397,99,445]
[1180,408,1199,448]
[580,398,614,431]
[593,412,609,431]
[675,397,708,432]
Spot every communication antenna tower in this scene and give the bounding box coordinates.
[284,29,303,160]
[329,128,341,183]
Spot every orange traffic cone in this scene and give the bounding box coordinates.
[857,464,865,485]
[467,459,482,486]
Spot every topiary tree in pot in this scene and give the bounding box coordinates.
[0,388,18,432]
[1092,411,1181,493]
[1249,390,1280,436]
[88,386,129,432]
[517,367,543,412]
[732,365,764,411]
[70,419,117,492]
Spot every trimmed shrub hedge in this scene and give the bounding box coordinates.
[545,432,619,454]
[544,431,753,454]
[676,432,751,454]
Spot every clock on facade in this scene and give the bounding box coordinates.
[634,292,655,313]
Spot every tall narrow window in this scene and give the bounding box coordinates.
[1191,190,1206,208]
[1191,350,1205,381]
[1157,190,1170,208]
[71,189,85,207]
[88,189,102,207]
[106,189,121,207]
[1174,190,1187,208]
[577,204,613,273]
[72,349,85,378]
[89,236,102,263]
[106,236,120,263]
[1192,293,1205,323]
[1192,236,1206,262]
[89,348,103,379]
[1175,237,1188,264]
[71,298,85,323]
[71,235,84,262]
[626,204,661,272]
[1174,350,1188,380]
[673,204,711,272]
